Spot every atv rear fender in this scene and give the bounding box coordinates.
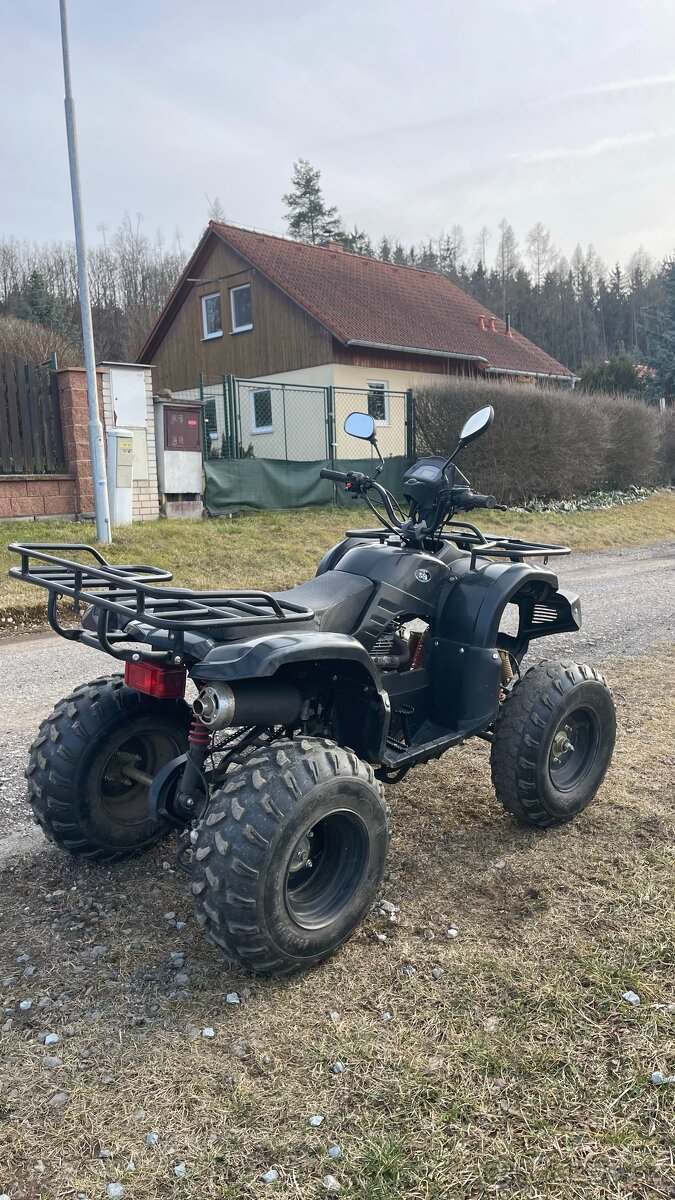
[191,631,391,762]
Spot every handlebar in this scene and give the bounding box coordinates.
[319,468,350,482]
[454,489,507,512]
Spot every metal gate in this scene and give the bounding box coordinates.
[195,374,414,464]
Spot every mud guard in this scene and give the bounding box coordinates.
[191,631,392,762]
[438,561,581,658]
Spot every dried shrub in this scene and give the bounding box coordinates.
[596,394,662,488]
[413,377,672,502]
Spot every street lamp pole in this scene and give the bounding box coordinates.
[58,0,111,543]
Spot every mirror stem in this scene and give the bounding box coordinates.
[371,437,384,477]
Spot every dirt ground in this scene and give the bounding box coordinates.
[1,646,674,1200]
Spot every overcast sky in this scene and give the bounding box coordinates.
[1,0,674,270]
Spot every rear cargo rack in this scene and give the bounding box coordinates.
[9,543,314,664]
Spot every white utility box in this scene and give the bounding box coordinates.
[106,427,134,526]
[154,398,204,519]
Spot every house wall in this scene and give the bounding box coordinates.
[148,236,334,392]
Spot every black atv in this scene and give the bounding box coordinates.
[10,405,616,976]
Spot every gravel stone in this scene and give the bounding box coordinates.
[651,1071,675,1085]
[329,1011,340,1023]
[44,1033,59,1046]
[164,912,176,921]
[42,1056,63,1068]
[431,967,444,980]
[323,1175,340,1192]
[446,926,459,939]
[174,973,189,986]
[201,1027,215,1038]
[145,1132,159,1147]
[332,1061,344,1075]
[50,1091,69,1107]
[174,1162,187,1177]
[226,992,240,1005]
[260,1169,279,1183]
[19,999,32,1011]
[328,1145,343,1160]
[106,1186,125,1199]
[622,990,641,1006]
[309,1114,325,1127]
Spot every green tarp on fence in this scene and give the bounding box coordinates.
[204,456,410,515]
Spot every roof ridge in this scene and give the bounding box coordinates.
[210,219,466,282]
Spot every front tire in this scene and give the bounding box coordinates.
[26,675,190,862]
[191,737,389,976]
[490,660,616,828]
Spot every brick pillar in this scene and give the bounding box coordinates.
[56,368,105,515]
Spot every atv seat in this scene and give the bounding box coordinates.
[211,571,375,640]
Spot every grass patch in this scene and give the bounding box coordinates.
[0,648,674,1198]
[1,490,674,626]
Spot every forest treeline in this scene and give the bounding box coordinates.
[0,160,673,398]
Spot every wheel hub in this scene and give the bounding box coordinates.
[551,726,575,765]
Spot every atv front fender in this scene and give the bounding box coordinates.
[438,561,581,660]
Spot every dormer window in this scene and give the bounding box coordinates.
[201,293,222,340]
[230,283,253,333]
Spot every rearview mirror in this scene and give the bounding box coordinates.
[344,411,376,441]
[458,405,494,447]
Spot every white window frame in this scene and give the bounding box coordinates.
[367,379,390,426]
[250,387,273,435]
[230,283,253,334]
[200,292,223,340]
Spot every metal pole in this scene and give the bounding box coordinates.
[59,0,111,543]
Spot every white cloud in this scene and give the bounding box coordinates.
[508,131,673,165]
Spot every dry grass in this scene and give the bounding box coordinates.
[1,648,674,1198]
[1,490,674,627]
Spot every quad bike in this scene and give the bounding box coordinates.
[10,405,616,976]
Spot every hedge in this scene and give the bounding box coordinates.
[413,379,674,503]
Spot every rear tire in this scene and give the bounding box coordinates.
[191,737,389,976]
[26,675,190,862]
[490,660,616,828]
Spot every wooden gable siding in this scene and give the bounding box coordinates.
[331,341,479,377]
[148,236,334,392]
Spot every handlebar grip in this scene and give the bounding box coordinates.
[320,468,349,482]
[462,491,499,510]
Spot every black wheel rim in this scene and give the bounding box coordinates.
[548,708,599,792]
[284,810,370,930]
[97,729,181,827]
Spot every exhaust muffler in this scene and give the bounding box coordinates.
[193,680,302,730]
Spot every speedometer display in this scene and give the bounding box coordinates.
[411,464,441,482]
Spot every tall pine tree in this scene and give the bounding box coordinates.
[282,160,342,244]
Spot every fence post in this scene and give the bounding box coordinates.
[325,386,336,468]
[405,389,415,463]
[281,383,289,460]
[226,375,240,458]
[198,372,209,461]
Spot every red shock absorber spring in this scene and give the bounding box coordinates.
[188,713,212,749]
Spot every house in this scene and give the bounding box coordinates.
[138,222,576,460]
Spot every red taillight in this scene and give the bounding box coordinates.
[124,660,186,699]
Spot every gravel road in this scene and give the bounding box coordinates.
[1,540,672,856]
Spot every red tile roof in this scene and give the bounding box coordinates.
[210,222,575,379]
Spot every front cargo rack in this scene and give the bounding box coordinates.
[344,524,571,566]
[9,542,314,663]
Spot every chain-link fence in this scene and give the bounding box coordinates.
[171,373,415,512]
[332,386,411,461]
